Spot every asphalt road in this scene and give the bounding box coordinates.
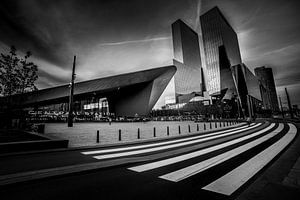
[0,121,297,200]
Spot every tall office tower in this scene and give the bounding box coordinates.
[232,63,262,117]
[254,66,279,111]
[200,6,242,99]
[172,19,203,103]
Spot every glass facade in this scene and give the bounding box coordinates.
[231,63,262,117]
[241,64,261,101]
[200,7,242,97]
[26,97,111,122]
[254,66,279,111]
[172,19,202,103]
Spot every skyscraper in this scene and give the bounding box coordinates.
[172,19,203,103]
[232,63,262,117]
[200,6,242,99]
[254,66,279,111]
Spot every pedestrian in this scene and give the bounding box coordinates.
[246,116,251,127]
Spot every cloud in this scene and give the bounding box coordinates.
[97,37,171,47]
[1,0,300,107]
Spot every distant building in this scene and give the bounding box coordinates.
[200,6,242,99]
[254,66,279,111]
[171,19,203,103]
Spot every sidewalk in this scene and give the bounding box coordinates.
[0,123,246,186]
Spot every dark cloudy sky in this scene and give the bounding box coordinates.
[0,0,300,108]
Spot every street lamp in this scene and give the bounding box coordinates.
[68,55,76,127]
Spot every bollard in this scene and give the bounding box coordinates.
[153,127,156,137]
[137,128,140,139]
[215,122,217,128]
[118,129,121,141]
[96,130,100,143]
[227,121,229,126]
[188,125,191,133]
[204,123,206,130]
[220,121,222,127]
[167,126,169,136]
[210,122,212,129]
[223,121,225,127]
[178,125,181,134]
[197,124,199,132]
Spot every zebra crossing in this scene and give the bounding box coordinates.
[129,123,296,196]
[203,123,297,195]
[80,122,297,196]
[81,122,260,159]
[129,123,274,173]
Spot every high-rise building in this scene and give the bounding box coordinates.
[200,6,242,99]
[232,63,262,117]
[172,19,203,103]
[254,66,279,111]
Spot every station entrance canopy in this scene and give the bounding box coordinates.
[0,66,176,117]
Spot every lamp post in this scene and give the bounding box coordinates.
[285,87,294,119]
[68,56,76,127]
[278,95,284,118]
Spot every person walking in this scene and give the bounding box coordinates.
[246,116,251,127]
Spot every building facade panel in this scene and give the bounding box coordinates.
[172,19,202,103]
[254,66,279,111]
[200,7,242,98]
[242,64,261,101]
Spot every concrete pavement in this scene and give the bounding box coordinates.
[0,121,299,200]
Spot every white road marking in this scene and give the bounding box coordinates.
[93,123,261,160]
[82,123,252,155]
[128,123,272,172]
[159,123,283,182]
[203,123,297,196]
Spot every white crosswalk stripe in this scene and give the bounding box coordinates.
[81,123,252,155]
[202,123,297,195]
[127,123,297,196]
[92,123,261,160]
[80,121,295,196]
[159,123,282,182]
[128,123,274,173]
